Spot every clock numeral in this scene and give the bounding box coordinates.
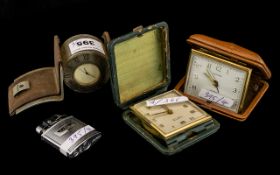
[231,102,237,108]
[194,73,198,79]
[207,63,212,69]
[83,54,90,61]
[74,58,80,64]
[64,73,72,79]
[190,110,196,114]
[189,116,195,121]
[232,88,237,93]
[193,60,201,68]
[191,85,197,91]
[235,77,240,82]
[180,121,186,124]
[226,69,230,74]
[192,56,197,62]
[216,65,222,72]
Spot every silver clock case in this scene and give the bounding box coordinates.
[36,115,101,158]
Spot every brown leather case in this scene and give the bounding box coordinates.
[8,36,64,116]
[175,34,271,121]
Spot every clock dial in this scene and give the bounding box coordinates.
[184,49,252,112]
[131,90,211,139]
[63,53,107,93]
[74,64,100,86]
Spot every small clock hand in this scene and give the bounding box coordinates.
[204,68,220,93]
[147,105,173,116]
[149,111,169,116]
[79,68,86,74]
[161,105,173,114]
[83,68,96,78]
[214,83,219,93]
[207,69,220,93]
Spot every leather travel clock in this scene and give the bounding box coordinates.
[61,34,109,93]
[185,49,251,113]
[175,34,271,121]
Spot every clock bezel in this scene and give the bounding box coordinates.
[63,52,109,93]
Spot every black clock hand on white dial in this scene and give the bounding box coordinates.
[79,67,96,78]
[83,67,96,78]
[204,68,219,93]
[84,67,96,78]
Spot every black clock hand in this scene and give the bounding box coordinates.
[204,68,219,93]
[83,68,96,78]
[79,68,86,74]
[214,83,219,93]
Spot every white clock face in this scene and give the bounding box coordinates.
[73,64,100,86]
[184,49,252,113]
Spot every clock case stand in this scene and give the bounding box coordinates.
[103,22,220,155]
[8,36,64,116]
[175,34,271,121]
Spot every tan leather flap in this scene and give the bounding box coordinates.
[187,34,271,79]
[8,36,63,116]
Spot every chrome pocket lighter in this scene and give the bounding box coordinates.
[36,114,101,158]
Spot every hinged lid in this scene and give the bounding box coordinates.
[8,36,64,116]
[187,34,271,79]
[106,22,171,109]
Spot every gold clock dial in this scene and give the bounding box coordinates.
[73,64,100,86]
[130,90,211,140]
[184,49,252,112]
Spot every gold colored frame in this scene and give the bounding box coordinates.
[185,49,252,113]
